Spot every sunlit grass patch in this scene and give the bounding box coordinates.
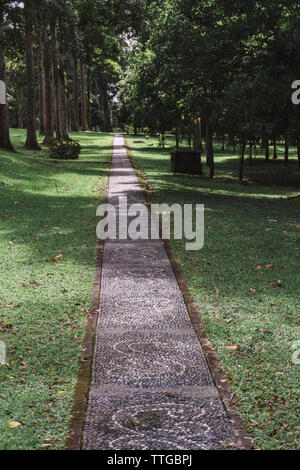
[127,133,300,450]
[0,129,113,450]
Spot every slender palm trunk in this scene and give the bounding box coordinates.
[284,137,289,167]
[0,3,14,151]
[193,118,202,153]
[249,143,253,166]
[297,137,300,169]
[273,139,278,159]
[221,133,225,151]
[265,137,269,162]
[25,0,41,150]
[87,67,92,129]
[43,24,54,145]
[72,58,80,131]
[239,140,247,182]
[38,11,46,135]
[206,120,214,177]
[80,61,89,131]
[96,75,112,132]
[175,127,179,149]
[59,66,69,140]
[51,22,62,140]
[17,102,24,129]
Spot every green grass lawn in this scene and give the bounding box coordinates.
[126,134,300,450]
[0,129,113,450]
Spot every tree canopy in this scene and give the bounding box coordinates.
[0,0,299,178]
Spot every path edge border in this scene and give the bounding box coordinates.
[65,141,113,450]
[125,138,254,451]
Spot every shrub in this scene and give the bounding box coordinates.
[48,139,81,160]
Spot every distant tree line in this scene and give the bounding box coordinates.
[114,0,300,179]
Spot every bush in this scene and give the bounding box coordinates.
[48,139,81,160]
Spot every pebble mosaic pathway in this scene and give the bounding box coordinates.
[83,135,238,450]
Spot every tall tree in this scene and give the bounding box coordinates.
[0,0,14,151]
[51,21,62,140]
[37,9,46,135]
[42,20,54,145]
[80,61,89,131]
[24,0,41,150]
[72,57,80,131]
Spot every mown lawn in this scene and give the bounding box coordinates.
[0,129,113,450]
[126,134,300,450]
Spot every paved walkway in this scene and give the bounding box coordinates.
[83,135,237,450]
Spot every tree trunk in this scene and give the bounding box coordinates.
[80,61,89,131]
[284,137,289,167]
[206,120,214,169]
[193,118,202,153]
[273,139,278,159]
[25,0,41,150]
[249,143,253,166]
[297,138,300,169]
[51,22,62,140]
[58,66,69,140]
[38,10,46,136]
[229,134,235,153]
[239,140,247,182]
[175,128,179,149]
[265,138,269,162]
[43,23,54,145]
[96,75,112,132]
[0,4,14,151]
[72,58,80,131]
[87,67,92,130]
[221,133,225,151]
[17,103,24,129]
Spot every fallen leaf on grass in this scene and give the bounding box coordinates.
[49,254,63,263]
[225,345,241,351]
[8,421,22,429]
[266,264,273,269]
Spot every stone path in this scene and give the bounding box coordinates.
[83,135,238,450]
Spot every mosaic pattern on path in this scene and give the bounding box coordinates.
[83,135,238,450]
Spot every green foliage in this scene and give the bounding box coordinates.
[116,0,300,147]
[48,139,81,160]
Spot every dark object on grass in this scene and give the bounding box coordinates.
[48,139,81,160]
[171,149,203,175]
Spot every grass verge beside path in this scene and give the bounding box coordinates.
[126,134,300,450]
[0,130,113,450]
